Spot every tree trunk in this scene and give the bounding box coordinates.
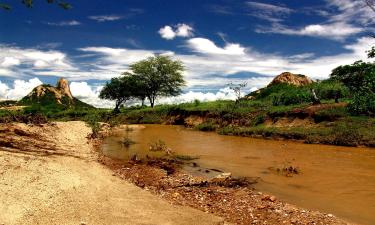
[141,97,145,106]
[311,89,321,105]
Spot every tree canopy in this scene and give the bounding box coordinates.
[129,55,185,107]
[330,60,375,115]
[99,55,185,111]
[0,0,71,10]
[99,77,134,112]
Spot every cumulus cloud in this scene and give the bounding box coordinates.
[70,82,114,108]
[159,23,194,40]
[45,20,81,26]
[0,78,42,100]
[88,15,123,22]
[187,38,245,55]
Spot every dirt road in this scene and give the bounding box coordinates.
[0,121,224,225]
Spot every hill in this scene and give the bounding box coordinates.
[19,78,94,109]
[268,72,313,87]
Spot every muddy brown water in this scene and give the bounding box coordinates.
[101,124,375,225]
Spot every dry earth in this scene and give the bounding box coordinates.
[0,121,224,225]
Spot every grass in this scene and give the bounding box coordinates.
[1,95,374,147]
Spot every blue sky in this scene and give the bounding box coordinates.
[0,0,374,107]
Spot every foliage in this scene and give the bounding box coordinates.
[313,80,349,103]
[129,55,185,107]
[0,0,71,10]
[271,86,311,106]
[331,60,375,92]
[99,76,135,112]
[331,60,375,115]
[195,122,216,131]
[348,92,375,115]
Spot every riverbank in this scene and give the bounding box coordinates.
[100,154,350,225]
[2,99,374,148]
[98,125,354,225]
[0,121,224,225]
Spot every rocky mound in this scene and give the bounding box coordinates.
[268,72,313,87]
[20,78,93,108]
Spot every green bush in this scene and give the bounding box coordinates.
[195,122,216,131]
[314,80,349,102]
[271,88,311,106]
[348,92,375,116]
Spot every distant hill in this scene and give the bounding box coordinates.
[246,72,314,99]
[19,78,94,109]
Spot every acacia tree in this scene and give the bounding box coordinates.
[0,0,71,10]
[129,55,185,108]
[122,72,147,106]
[99,77,134,112]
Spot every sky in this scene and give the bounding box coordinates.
[0,0,375,107]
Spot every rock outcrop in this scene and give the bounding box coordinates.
[268,72,313,87]
[20,78,93,108]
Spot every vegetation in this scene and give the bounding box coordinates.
[0,0,71,10]
[100,55,185,110]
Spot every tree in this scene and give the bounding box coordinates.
[331,60,375,115]
[0,0,71,11]
[122,72,147,106]
[228,82,247,102]
[331,60,375,91]
[99,76,134,113]
[129,55,185,108]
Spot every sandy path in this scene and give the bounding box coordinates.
[0,121,224,225]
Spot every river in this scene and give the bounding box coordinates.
[101,124,375,225]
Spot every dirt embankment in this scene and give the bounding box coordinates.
[99,153,351,225]
[0,121,224,225]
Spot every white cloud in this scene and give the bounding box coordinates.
[159,23,194,40]
[70,82,114,108]
[159,26,176,40]
[0,78,42,100]
[187,38,245,55]
[1,57,20,67]
[255,0,373,40]
[246,1,293,14]
[0,45,75,78]
[1,34,374,108]
[246,1,293,22]
[88,15,123,22]
[257,22,363,40]
[45,20,81,26]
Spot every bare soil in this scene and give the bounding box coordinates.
[0,121,224,225]
[100,156,353,225]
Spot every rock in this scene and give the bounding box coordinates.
[269,72,314,87]
[211,172,232,183]
[19,78,93,108]
[262,195,277,202]
[172,192,181,198]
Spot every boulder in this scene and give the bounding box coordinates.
[269,72,314,87]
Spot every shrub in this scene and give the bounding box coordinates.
[348,91,375,116]
[314,80,349,102]
[271,88,311,106]
[195,122,216,131]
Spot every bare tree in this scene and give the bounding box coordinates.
[228,82,247,102]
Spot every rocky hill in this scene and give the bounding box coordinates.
[19,78,93,108]
[268,72,314,87]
